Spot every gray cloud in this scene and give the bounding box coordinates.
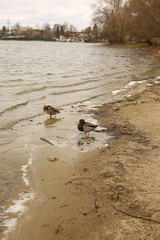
[0,0,95,30]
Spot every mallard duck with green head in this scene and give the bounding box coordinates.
[77,119,97,136]
[43,105,60,118]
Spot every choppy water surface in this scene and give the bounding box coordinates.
[0,40,158,131]
[0,40,160,239]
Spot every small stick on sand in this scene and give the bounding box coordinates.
[65,177,93,185]
[40,137,54,146]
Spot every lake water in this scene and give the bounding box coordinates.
[0,40,160,239]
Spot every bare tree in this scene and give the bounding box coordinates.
[68,24,77,32]
[2,26,7,36]
[43,23,54,40]
[11,22,21,36]
[62,22,69,32]
[126,0,160,42]
[92,24,99,42]
[53,23,61,38]
[92,0,127,43]
[92,0,160,44]
[84,26,92,41]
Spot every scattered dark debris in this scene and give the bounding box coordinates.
[51,196,57,199]
[106,123,150,145]
[55,229,60,234]
[41,224,50,228]
[47,157,58,162]
[83,168,88,172]
[60,204,68,208]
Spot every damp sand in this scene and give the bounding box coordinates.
[2,75,160,240]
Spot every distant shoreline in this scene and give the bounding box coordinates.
[103,41,160,60]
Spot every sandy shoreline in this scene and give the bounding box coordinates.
[4,77,160,239]
[3,47,160,240]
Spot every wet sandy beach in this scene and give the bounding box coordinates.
[1,102,110,240]
[1,42,160,240]
[3,72,160,240]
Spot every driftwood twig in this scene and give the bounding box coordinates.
[56,136,67,139]
[65,177,93,185]
[40,137,54,146]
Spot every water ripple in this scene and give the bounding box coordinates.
[0,101,29,116]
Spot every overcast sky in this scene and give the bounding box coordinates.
[0,0,97,31]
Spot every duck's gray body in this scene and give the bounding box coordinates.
[78,121,97,135]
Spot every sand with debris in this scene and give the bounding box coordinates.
[6,76,160,240]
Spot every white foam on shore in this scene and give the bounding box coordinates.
[1,141,36,240]
[4,192,34,214]
[21,152,33,186]
[112,79,150,96]
[49,140,67,148]
[82,100,92,105]
[2,192,34,240]
[2,218,17,239]
[154,76,160,84]
[125,80,146,89]
[112,89,123,95]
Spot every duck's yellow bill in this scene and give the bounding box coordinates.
[76,122,80,125]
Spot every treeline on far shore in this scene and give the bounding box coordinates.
[0,22,100,43]
[0,0,160,46]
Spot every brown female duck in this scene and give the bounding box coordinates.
[43,105,60,118]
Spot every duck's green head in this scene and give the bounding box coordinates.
[79,119,85,124]
[77,119,85,125]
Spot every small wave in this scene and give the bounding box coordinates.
[7,79,24,83]
[61,92,110,107]
[0,114,39,131]
[0,101,29,116]
[16,87,47,95]
[47,73,53,75]
[62,75,71,78]
[0,139,16,146]
[30,95,46,102]
[15,79,101,95]
[59,78,100,87]
[49,81,115,96]
[49,86,100,95]
[0,83,26,88]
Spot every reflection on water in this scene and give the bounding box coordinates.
[44,117,60,126]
